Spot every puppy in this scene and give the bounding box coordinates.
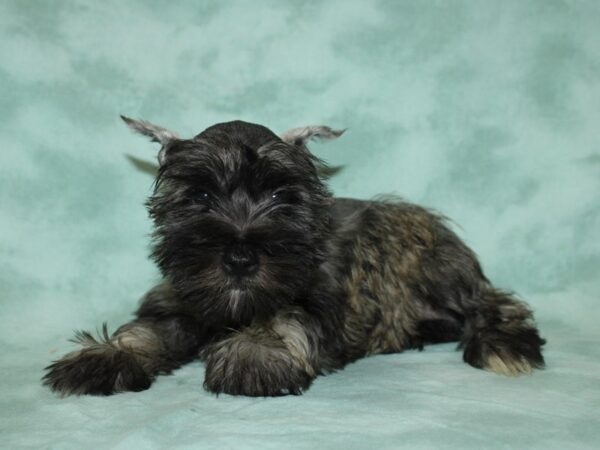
[43,118,545,396]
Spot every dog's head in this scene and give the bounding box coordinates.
[122,117,343,326]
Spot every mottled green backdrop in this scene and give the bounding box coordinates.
[1,1,599,449]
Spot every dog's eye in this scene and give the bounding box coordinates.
[271,190,300,205]
[191,191,210,202]
[188,188,211,208]
[196,192,212,212]
[189,188,210,200]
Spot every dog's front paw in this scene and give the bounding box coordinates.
[43,345,151,396]
[203,334,314,396]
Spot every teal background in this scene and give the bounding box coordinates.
[1,0,599,448]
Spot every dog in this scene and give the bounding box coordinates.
[43,117,545,397]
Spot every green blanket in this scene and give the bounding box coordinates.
[1,1,599,448]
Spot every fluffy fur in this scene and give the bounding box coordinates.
[43,118,545,397]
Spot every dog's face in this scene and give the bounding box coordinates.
[123,118,342,327]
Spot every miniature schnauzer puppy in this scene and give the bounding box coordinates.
[43,117,545,397]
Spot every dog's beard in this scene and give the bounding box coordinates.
[167,251,313,327]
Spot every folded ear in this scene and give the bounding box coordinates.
[280,125,345,147]
[121,115,179,165]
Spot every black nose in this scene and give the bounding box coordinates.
[223,245,259,277]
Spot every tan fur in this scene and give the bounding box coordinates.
[484,353,533,376]
[271,312,317,376]
[112,326,163,356]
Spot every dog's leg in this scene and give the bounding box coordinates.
[203,308,321,396]
[43,284,203,396]
[460,286,545,376]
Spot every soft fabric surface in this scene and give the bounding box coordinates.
[1,1,599,449]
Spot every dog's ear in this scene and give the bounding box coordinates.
[280,125,345,147]
[121,115,179,165]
